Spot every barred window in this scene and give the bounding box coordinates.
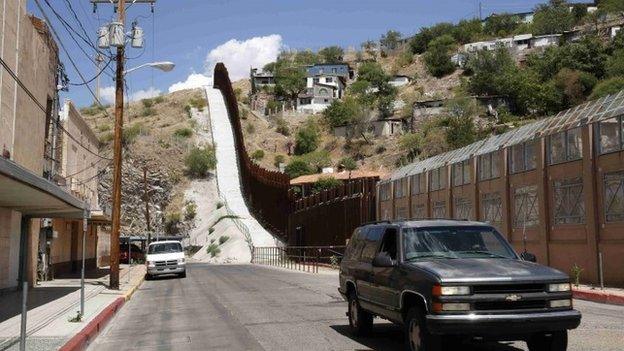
[380,183,392,201]
[481,192,503,224]
[553,178,585,225]
[510,141,537,174]
[549,127,582,164]
[429,167,446,191]
[513,185,539,228]
[452,160,471,186]
[478,152,500,181]
[432,201,446,219]
[454,197,473,220]
[394,177,408,198]
[598,117,623,154]
[410,174,426,195]
[412,203,426,219]
[604,172,624,223]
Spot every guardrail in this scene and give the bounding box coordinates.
[253,246,346,273]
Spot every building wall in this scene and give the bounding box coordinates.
[48,218,98,276]
[0,208,21,291]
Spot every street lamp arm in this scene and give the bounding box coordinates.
[123,61,175,75]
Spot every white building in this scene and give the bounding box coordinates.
[297,75,346,114]
[531,34,562,48]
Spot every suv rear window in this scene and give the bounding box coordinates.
[360,226,384,262]
[148,242,183,254]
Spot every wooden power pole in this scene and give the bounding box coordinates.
[109,0,126,290]
[143,167,151,246]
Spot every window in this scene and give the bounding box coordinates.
[598,117,623,154]
[452,160,471,186]
[410,174,425,195]
[313,77,320,84]
[332,68,338,74]
[478,152,500,180]
[513,185,539,228]
[432,201,446,218]
[325,77,333,83]
[481,192,503,224]
[548,127,582,164]
[412,203,426,219]
[454,197,473,220]
[429,167,446,191]
[379,228,398,260]
[318,88,329,95]
[346,229,364,260]
[510,141,537,173]
[394,177,408,198]
[380,183,392,201]
[361,226,384,262]
[604,172,624,223]
[553,178,585,225]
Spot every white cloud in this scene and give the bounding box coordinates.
[168,73,213,93]
[99,86,116,104]
[131,87,162,101]
[204,34,283,81]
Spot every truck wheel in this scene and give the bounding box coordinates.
[347,291,373,336]
[527,331,568,351]
[179,271,186,278]
[144,274,151,281]
[404,307,441,351]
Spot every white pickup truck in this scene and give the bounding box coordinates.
[145,240,186,279]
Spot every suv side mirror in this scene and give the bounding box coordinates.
[372,252,394,267]
[520,252,536,262]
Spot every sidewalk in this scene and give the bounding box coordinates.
[573,284,624,306]
[0,264,145,351]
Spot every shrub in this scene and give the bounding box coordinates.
[399,132,424,160]
[274,154,285,167]
[275,118,290,136]
[284,159,313,178]
[174,127,194,138]
[323,97,360,128]
[81,103,108,116]
[206,243,220,258]
[142,98,154,108]
[312,176,342,193]
[184,105,192,118]
[219,235,229,245]
[590,77,624,99]
[571,263,584,287]
[165,212,182,234]
[185,146,217,177]
[338,157,357,171]
[301,150,331,172]
[154,96,165,104]
[396,51,414,67]
[123,123,148,144]
[294,122,319,155]
[185,202,197,220]
[97,124,111,132]
[251,149,265,161]
[141,107,156,117]
[99,132,114,144]
[424,35,456,78]
[188,96,207,110]
[246,123,255,134]
[606,50,624,78]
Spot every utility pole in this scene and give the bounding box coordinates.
[479,1,483,21]
[143,167,151,246]
[109,0,126,290]
[95,53,104,104]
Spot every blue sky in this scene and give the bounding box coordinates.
[27,0,581,107]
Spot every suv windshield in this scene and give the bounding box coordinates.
[402,226,516,260]
[148,242,182,254]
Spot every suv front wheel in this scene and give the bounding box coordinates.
[405,307,441,351]
[347,291,373,336]
[527,331,568,351]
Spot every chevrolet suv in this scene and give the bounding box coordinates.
[338,220,581,351]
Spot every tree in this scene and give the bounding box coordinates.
[597,0,624,13]
[274,154,285,168]
[319,46,344,63]
[294,122,320,155]
[361,40,377,58]
[453,19,484,44]
[284,159,312,178]
[301,150,332,172]
[185,146,216,177]
[409,23,455,54]
[274,65,306,104]
[251,149,265,161]
[442,98,479,149]
[606,50,624,77]
[532,0,574,35]
[590,77,624,99]
[323,97,361,128]
[423,35,457,78]
[613,29,624,51]
[553,68,597,107]
[312,176,342,194]
[399,132,424,160]
[294,50,320,65]
[484,14,520,37]
[354,62,397,118]
[380,30,402,51]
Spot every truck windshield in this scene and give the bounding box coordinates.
[402,226,517,260]
[148,242,182,254]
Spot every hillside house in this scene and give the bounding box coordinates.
[297,64,351,113]
[306,63,354,80]
[531,34,562,48]
[482,12,534,26]
[413,96,511,122]
[250,68,275,94]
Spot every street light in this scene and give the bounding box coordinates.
[123,61,175,75]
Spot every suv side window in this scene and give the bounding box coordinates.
[360,226,384,262]
[346,228,363,260]
[378,228,398,261]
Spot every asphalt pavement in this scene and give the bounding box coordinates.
[88,264,624,351]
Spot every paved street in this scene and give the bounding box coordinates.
[89,264,624,351]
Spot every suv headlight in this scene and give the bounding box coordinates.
[433,285,471,296]
[548,283,571,292]
[147,260,155,267]
[177,258,185,264]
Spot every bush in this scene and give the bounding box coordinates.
[154,96,165,104]
[323,97,360,128]
[275,118,290,136]
[141,107,156,117]
[123,123,148,144]
[251,149,265,161]
[399,132,424,160]
[338,157,357,171]
[532,0,574,35]
[606,50,624,78]
[188,96,207,110]
[165,212,182,234]
[246,123,255,134]
[184,105,192,118]
[294,122,319,155]
[99,132,114,144]
[424,35,457,78]
[185,146,217,177]
[274,154,285,167]
[396,51,414,67]
[97,124,111,132]
[206,244,220,258]
[284,159,313,178]
[174,127,194,138]
[312,176,342,193]
[590,77,624,99]
[81,103,108,116]
[301,150,331,172]
[219,235,229,245]
[185,202,197,221]
[142,98,154,108]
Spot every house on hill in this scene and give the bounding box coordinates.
[297,63,352,114]
[250,68,275,94]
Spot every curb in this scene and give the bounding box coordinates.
[573,288,624,306]
[59,273,145,351]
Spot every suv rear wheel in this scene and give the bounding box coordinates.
[404,307,441,351]
[527,331,568,351]
[347,291,373,336]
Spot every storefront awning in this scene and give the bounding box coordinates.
[0,157,87,218]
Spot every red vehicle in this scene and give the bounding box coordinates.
[120,243,145,264]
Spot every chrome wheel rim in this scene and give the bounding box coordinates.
[349,299,358,327]
[409,319,421,351]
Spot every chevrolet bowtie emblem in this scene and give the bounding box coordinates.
[505,294,522,302]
